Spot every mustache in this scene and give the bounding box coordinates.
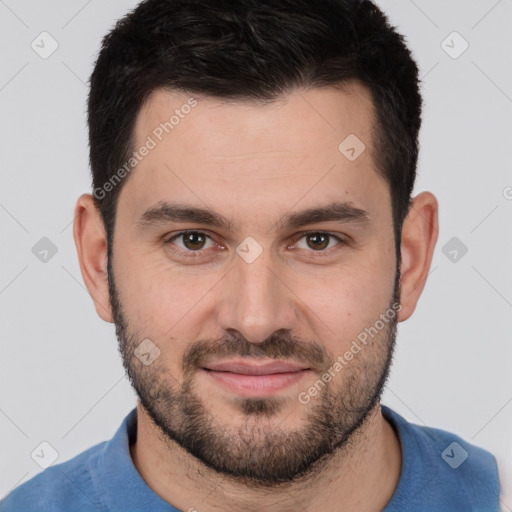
[182,329,332,375]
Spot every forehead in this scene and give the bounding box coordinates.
[119,83,389,231]
[135,82,375,158]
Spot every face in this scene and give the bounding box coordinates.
[108,84,400,485]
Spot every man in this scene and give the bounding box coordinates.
[1,0,501,510]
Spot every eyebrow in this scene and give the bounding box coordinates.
[137,201,370,232]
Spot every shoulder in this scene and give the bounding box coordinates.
[0,441,108,512]
[382,405,501,512]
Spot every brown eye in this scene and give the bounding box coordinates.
[166,231,215,252]
[182,232,207,250]
[305,233,330,250]
[294,232,342,252]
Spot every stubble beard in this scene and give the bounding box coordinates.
[108,256,400,487]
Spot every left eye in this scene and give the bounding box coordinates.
[293,232,343,251]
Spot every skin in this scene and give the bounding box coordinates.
[73,82,438,511]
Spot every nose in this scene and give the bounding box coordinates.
[215,244,299,344]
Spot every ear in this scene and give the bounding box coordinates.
[398,191,439,322]
[73,193,113,323]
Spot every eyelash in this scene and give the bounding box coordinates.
[163,230,346,259]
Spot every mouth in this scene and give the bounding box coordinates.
[200,360,311,396]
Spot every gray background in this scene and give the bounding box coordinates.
[0,0,511,507]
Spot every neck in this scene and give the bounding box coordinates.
[130,401,402,512]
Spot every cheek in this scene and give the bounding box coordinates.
[114,253,222,341]
[296,252,396,344]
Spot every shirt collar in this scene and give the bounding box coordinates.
[96,407,179,511]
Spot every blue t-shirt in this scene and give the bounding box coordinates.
[0,405,501,511]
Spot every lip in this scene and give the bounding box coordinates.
[203,360,309,375]
[200,359,311,397]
